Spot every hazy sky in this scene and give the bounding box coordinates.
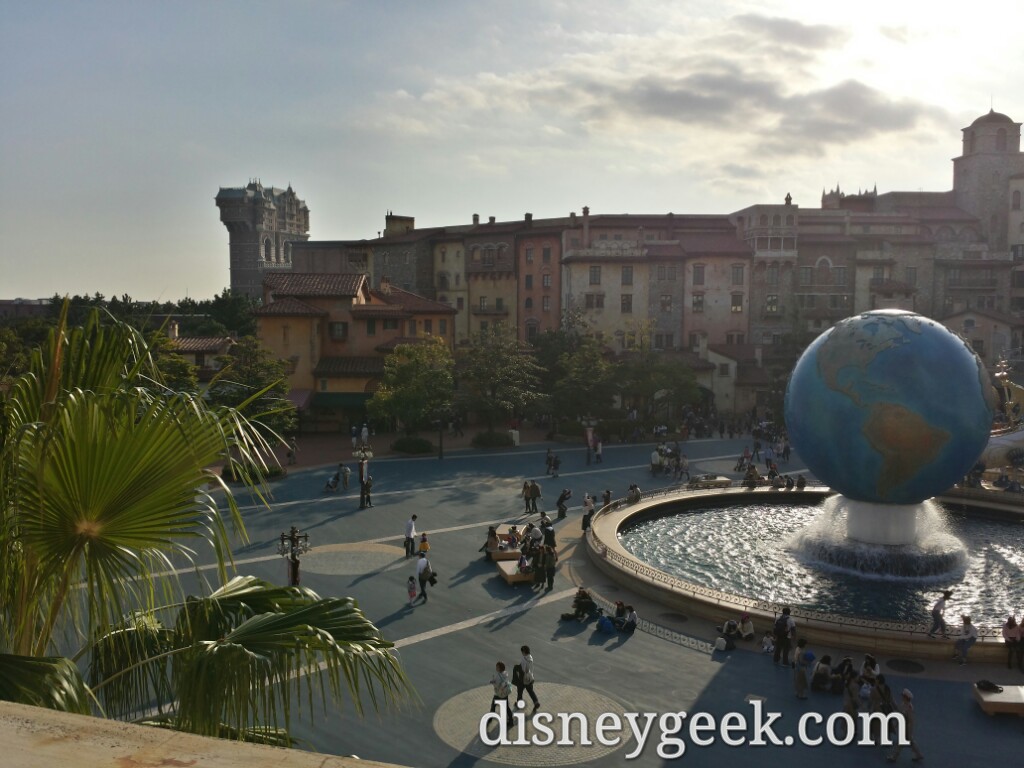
[2,0,1020,301]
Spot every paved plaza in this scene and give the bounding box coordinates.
[207,432,1021,766]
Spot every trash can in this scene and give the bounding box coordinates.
[508,429,520,446]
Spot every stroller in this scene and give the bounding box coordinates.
[324,472,340,493]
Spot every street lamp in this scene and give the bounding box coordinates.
[278,525,311,586]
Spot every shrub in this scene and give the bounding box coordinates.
[471,430,515,449]
[391,436,434,454]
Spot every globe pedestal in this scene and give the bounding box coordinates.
[845,498,917,545]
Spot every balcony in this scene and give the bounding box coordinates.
[869,278,915,293]
[947,277,999,289]
[470,306,510,316]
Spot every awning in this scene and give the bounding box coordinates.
[287,389,313,411]
[312,392,373,409]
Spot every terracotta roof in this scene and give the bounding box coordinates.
[253,297,327,317]
[313,356,385,377]
[169,337,233,354]
[263,272,365,297]
[372,287,457,314]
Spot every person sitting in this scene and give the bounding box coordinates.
[516,553,531,573]
[784,475,795,490]
[832,656,854,693]
[761,630,775,654]
[612,601,627,626]
[718,619,741,650]
[620,605,638,633]
[859,653,880,685]
[626,484,642,503]
[770,474,786,489]
[506,525,521,547]
[479,526,501,559]
[810,654,835,693]
[795,474,807,491]
[738,613,755,641]
[743,465,761,489]
[953,615,978,664]
[572,588,597,620]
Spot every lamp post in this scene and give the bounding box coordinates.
[278,525,310,586]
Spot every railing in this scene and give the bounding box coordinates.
[588,485,1006,640]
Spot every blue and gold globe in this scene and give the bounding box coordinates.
[784,309,997,504]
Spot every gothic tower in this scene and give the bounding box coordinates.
[215,180,310,299]
[953,110,1024,251]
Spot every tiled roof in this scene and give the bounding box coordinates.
[372,287,457,314]
[313,356,386,377]
[253,297,327,317]
[169,337,233,354]
[263,272,365,297]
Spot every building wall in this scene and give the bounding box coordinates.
[433,240,470,344]
[516,233,561,342]
[256,314,321,392]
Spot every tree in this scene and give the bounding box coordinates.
[207,336,296,438]
[0,305,410,744]
[207,288,257,337]
[368,337,454,435]
[550,335,618,422]
[457,323,543,432]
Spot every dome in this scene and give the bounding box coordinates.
[971,109,1014,127]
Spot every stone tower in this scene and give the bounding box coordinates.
[215,180,310,299]
[953,110,1024,251]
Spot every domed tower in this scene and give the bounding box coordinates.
[953,110,1024,250]
[215,180,310,300]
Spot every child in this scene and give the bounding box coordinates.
[418,533,430,555]
[407,576,417,607]
[761,630,775,654]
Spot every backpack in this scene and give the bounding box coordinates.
[773,615,791,639]
[976,679,1003,693]
[496,674,511,698]
[511,664,524,686]
[597,616,615,634]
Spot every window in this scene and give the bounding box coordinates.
[727,332,744,345]
[456,297,464,310]
[657,265,665,280]
[767,264,779,286]
[973,338,986,356]
[765,294,779,314]
[329,321,349,341]
[589,266,602,285]
[439,319,447,335]
[407,320,416,335]
[873,265,884,279]
[542,296,551,311]
[483,250,495,267]
[798,266,812,286]
[525,274,533,289]
[366,318,376,336]
[542,247,552,263]
[383,318,399,330]
[622,266,633,285]
[527,323,539,342]
[731,294,744,313]
[828,294,843,309]
[423,319,432,334]
[833,267,847,286]
[718,363,730,377]
[496,298,504,311]
[689,332,701,349]
[455,273,460,286]
[732,265,745,286]
[621,294,633,313]
[525,297,534,309]
[1013,190,1021,211]
[660,294,672,313]
[526,247,534,263]
[542,274,552,288]
[654,333,673,349]
[692,265,705,286]
[692,294,704,313]
[479,297,488,310]
[584,293,604,309]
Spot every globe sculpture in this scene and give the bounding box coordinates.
[784,309,997,567]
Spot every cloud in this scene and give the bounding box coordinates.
[731,14,847,50]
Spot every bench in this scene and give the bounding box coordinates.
[974,684,1024,716]
[488,546,520,562]
[496,560,534,585]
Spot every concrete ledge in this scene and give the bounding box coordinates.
[0,701,404,768]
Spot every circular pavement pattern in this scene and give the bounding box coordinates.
[298,543,407,576]
[433,683,631,765]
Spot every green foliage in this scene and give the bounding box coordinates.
[390,436,434,454]
[207,336,296,438]
[471,430,515,449]
[368,337,454,435]
[457,323,544,431]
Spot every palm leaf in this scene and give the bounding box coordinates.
[0,653,91,714]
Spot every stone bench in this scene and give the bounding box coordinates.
[974,684,1024,717]
[496,560,534,585]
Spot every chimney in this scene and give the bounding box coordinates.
[488,216,496,224]
[570,211,577,225]
[473,213,479,225]
[582,205,590,248]
[380,276,391,294]
[168,321,179,340]
[525,212,533,226]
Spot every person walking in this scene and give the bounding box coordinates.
[595,440,603,463]
[529,480,542,514]
[404,514,418,558]
[544,545,558,590]
[515,645,540,709]
[927,590,952,638]
[551,455,561,477]
[340,463,351,490]
[680,454,690,481]
[418,532,431,556]
[545,449,554,475]
[1003,615,1023,671]
[556,488,572,519]
[886,689,924,762]
[793,641,812,700]
[773,607,796,667]
[406,576,417,607]
[358,458,368,509]
[521,481,531,514]
[286,438,298,465]
[489,662,512,724]
[364,474,374,507]
[416,552,433,603]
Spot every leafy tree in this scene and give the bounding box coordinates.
[207,288,257,337]
[146,332,199,393]
[368,337,454,435]
[207,336,295,438]
[551,335,618,421]
[457,322,543,432]
[0,305,410,743]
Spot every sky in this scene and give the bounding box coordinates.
[1,0,1021,302]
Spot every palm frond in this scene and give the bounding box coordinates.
[0,653,91,714]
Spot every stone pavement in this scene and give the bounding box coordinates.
[212,433,1019,767]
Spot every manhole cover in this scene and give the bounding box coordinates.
[659,612,689,623]
[885,659,925,674]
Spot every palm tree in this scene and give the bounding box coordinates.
[0,305,410,745]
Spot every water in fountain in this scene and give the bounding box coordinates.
[789,496,967,578]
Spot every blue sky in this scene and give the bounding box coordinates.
[2,0,1021,301]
